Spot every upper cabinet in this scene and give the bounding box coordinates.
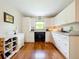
[76,0,79,22]
[54,0,79,25]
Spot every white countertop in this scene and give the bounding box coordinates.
[30,29,50,32]
[52,31,79,36]
[0,33,24,41]
[0,34,16,41]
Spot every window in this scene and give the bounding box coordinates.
[35,22,44,29]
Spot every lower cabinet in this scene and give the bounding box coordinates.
[46,32,52,42]
[28,32,34,42]
[69,36,79,59]
[27,31,51,42]
[16,33,24,49]
[52,32,79,59]
[52,32,69,59]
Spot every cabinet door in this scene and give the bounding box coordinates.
[54,1,75,25]
[53,33,69,59]
[70,36,79,59]
[17,33,24,49]
[58,34,69,59]
[19,34,24,46]
[46,32,51,42]
[29,32,34,42]
[17,37,21,49]
[76,0,79,22]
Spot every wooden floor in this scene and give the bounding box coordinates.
[11,42,65,59]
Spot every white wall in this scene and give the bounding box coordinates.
[0,0,23,35]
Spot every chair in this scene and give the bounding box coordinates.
[0,51,4,59]
[0,42,4,59]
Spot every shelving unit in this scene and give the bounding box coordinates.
[4,37,17,59]
[0,33,24,59]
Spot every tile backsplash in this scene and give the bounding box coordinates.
[62,23,79,32]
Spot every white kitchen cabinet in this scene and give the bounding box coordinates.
[25,31,51,42]
[52,32,69,59]
[54,1,75,25]
[69,36,79,59]
[46,32,52,42]
[28,32,34,42]
[16,33,24,49]
[76,0,79,22]
[54,0,79,25]
[52,32,79,59]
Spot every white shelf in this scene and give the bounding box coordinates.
[2,33,24,59]
[4,36,17,59]
[5,42,12,46]
[13,40,17,42]
[5,47,13,53]
[13,45,17,48]
[6,50,18,59]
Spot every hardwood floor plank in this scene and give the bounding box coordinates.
[11,42,65,59]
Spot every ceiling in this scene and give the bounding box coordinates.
[4,0,73,17]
